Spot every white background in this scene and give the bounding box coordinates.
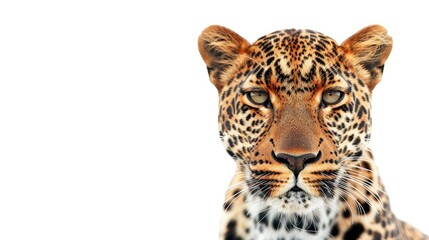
[0,0,427,239]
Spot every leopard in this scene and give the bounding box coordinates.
[198,24,428,240]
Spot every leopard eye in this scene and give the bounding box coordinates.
[322,90,344,105]
[246,91,269,105]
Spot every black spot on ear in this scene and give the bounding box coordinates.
[343,223,365,240]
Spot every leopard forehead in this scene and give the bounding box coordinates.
[250,29,341,82]
[231,29,356,100]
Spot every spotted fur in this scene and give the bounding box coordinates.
[198,25,428,240]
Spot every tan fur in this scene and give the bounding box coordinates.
[342,25,393,90]
[198,25,250,91]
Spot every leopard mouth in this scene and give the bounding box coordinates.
[283,186,309,200]
[289,185,304,193]
[275,189,314,213]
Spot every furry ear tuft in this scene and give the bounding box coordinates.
[342,25,393,90]
[198,25,250,91]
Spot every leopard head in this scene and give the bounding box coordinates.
[198,25,392,213]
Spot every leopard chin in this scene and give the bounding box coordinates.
[249,190,333,215]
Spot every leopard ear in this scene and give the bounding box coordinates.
[341,25,393,91]
[198,25,250,91]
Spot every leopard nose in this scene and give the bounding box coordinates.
[272,151,321,177]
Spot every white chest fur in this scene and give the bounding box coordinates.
[246,193,339,240]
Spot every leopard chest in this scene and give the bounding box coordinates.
[246,195,339,240]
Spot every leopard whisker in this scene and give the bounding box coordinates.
[337,179,376,225]
[338,175,383,213]
[341,167,387,196]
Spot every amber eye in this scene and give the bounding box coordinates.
[322,90,344,105]
[246,91,269,105]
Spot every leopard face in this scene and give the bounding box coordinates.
[199,25,392,214]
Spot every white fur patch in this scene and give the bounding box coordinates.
[246,191,339,240]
